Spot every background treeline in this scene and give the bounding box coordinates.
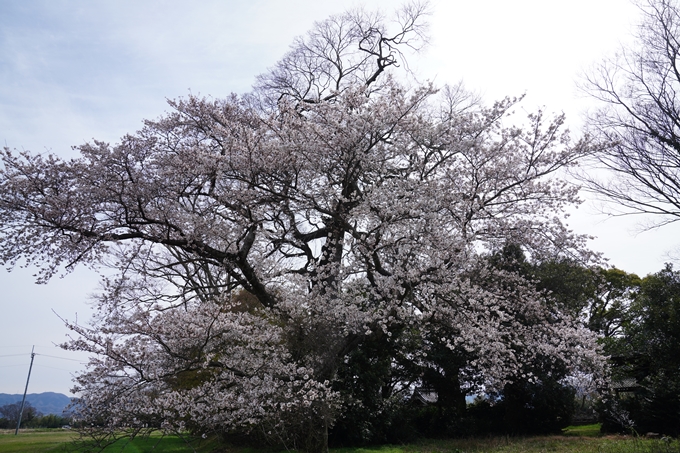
[598,265,680,437]
[0,401,73,429]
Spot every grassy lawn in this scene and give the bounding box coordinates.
[84,434,219,452]
[0,429,75,453]
[562,423,603,437]
[0,429,220,453]
[1,427,679,453]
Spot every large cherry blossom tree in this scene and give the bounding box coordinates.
[0,3,603,451]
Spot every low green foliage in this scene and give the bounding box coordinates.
[562,423,602,437]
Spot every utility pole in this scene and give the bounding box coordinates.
[15,346,35,435]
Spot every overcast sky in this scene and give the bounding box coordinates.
[0,0,675,396]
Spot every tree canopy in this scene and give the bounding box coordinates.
[597,265,680,436]
[0,4,603,451]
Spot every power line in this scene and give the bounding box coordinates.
[0,353,86,362]
[35,354,85,363]
[34,364,77,372]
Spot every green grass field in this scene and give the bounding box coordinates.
[1,426,679,453]
[0,429,75,453]
[562,423,603,437]
[0,429,219,453]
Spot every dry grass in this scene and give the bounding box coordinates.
[332,435,680,453]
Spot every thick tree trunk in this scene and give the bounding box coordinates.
[301,416,329,453]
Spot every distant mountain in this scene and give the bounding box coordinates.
[0,392,71,415]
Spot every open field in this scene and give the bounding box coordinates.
[0,429,218,452]
[1,427,679,453]
[0,429,75,452]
